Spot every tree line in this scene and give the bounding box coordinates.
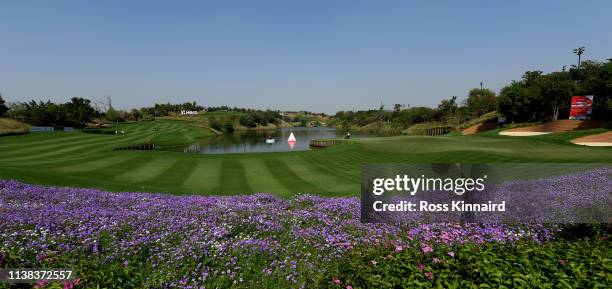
[498,59,611,122]
[1,95,287,130]
[333,87,497,131]
[334,58,611,130]
[3,97,98,128]
[1,57,609,130]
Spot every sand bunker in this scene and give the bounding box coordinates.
[500,120,608,137]
[499,131,552,136]
[571,131,612,147]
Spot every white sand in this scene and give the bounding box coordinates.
[572,142,612,147]
[499,131,552,136]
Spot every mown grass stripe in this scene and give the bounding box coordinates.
[297,152,359,184]
[214,159,252,194]
[262,158,323,195]
[1,121,610,196]
[0,133,149,162]
[55,155,137,173]
[143,157,200,190]
[181,159,222,194]
[74,155,157,180]
[242,158,290,194]
[302,153,356,182]
[114,158,178,183]
[0,133,91,149]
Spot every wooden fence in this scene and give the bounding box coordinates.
[425,126,453,136]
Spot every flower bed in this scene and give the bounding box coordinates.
[0,179,610,288]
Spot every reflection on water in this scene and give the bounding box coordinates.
[179,127,372,154]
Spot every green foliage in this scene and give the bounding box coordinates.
[329,236,611,289]
[222,120,235,132]
[207,116,223,131]
[394,107,437,125]
[0,94,8,117]
[539,72,576,120]
[208,115,237,132]
[437,96,459,120]
[105,107,117,122]
[499,59,612,122]
[239,114,257,127]
[465,88,497,117]
[1,230,609,288]
[457,111,498,130]
[403,122,452,135]
[139,102,204,118]
[336,57,611,134]
[64,98,97,127]
[333,106,438,134]
[8,97,98,128]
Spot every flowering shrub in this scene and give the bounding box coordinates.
[0,178,609,288]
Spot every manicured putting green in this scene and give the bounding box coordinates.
[0,120,610,197]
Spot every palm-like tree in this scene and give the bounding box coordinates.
[573,46,586,69]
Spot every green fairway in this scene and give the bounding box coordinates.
[0,120,610,196]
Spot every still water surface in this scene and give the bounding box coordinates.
[174,127,374,154]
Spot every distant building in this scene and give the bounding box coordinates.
[181,110,199,115]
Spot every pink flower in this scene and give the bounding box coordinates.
[346,286,353,289]
[432,257,441,263]
[370,259,377,265]
[417,263,425,272]
[447,251,455,257]
[34,280,49,289]
[425,271,434,280]
[395,245,403,252]
[333,278,341,285]
[559,259,566,265]
[422,245,433,254]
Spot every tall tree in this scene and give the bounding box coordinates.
[573,46,586,70]
[64,97,96,128]
[539,72,576,120]
[498,81,532,122]
[437,96,458,121]
[393,103,402,112]
[465,88,497,117]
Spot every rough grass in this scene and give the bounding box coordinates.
[0,120,610,196]
[402,122,451,135]
[457,111,498,130]
[0,118,29,136]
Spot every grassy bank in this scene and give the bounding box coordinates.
[0,118,29,136]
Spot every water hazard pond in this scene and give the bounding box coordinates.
[160,127,376,154]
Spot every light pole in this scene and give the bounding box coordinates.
[573,46,585,70]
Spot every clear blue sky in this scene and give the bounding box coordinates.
[1,0,611,114]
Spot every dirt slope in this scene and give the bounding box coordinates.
[462,122,498,135]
